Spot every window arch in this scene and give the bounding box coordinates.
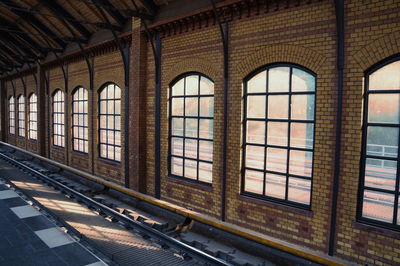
[168,73,214,184]
[359,57,400,229]
[28,93,37,140]
[99,83,121,161]
[72,87,88,153]
[17,95,25,137]
[53,89,65,147]
[9,96,15,135]
[242,64,316,207]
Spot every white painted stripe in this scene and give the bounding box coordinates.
[85,262,108,266]
[10,205,41,219]
[34,227,74,248]
[0,190,19,199]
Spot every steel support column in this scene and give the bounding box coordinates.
[154,32,162,199]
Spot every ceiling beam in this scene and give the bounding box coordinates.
[93,0,126,26]
[138,0,158,16]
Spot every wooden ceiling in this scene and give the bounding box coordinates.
[0,0,159,75]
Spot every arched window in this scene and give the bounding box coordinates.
[53,90,65,147]
[18,95,25,137]
[359,57,400,229]
[28,93,37,140]
[72,87,88,153]
[99,83,121,161]
[168,73,214,183]
[9,96,15,134]
[242,64,316,207]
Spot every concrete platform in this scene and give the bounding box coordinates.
[0,180,107,266]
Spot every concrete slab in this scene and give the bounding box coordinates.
[34,227,74,248]
[11,205,41,218]
[0,190,19,199]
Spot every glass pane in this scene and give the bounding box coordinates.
[199,162,212,183]
[115,147,121,161]
[288,177,311,205]
[368,93,400,123]
[172,79,184,96]
[267,122,288,146]
[246,121,265,144]
[171,98,184,116]
[291,95,315,120]
[185,75,199,95]
[199,119,213,139]
[100,116,106,128]
[200,76,214,95]
[185,139,197,159]
[244,169,263,194]
[100,88,107,99]
[185,97,198,116]
[292,68,315,92]
[268,67,290,92]
[366,126,398,158]
[171,157,183,176]
[247,71,266,93]
[365,158,396,191]
[185,118,198,138]
[107,131,115,145]
[268,95,288,119]
[289,150,313,177]
[200,97,214,117]
[115,86,121,98]
[245,145,265,170]
[265,173,286,199]
[172,118,184,136]
[369,61,400,91]
[290,123,314,149]
[362,190,394,223]
[247,96,265,118]
[107,102,115,114]
[184,159,197,179]
[100,101,107,114]
[115,116,121,130]
[266,148,287,173]
[171,137,183,156]
[100,144,107,157]
[115,132,121,146]
[100,130,106,143]
[199,140,213,161]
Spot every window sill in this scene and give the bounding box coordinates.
[97,157,121,167]
[71,150,89,157]
[51,145,65,151]
[352,221,400,239]
[167,175,213,192]
[27,138,37,143]
[237,194,313,217]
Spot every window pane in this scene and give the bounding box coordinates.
[185,75,198,95]
[369,61,400,91]
[115,147,121,161]
[267,122,288,146]
[290,123,314,149]
[172,78,184,96]
[292,68,315,92]
[288,177,311,205]
[265,173,286,199]
[247,96,265,118]
[364,158,396,191]
[366,126,398,158]
[185,139,197,159]
[171,137,183,156]
[200,76,214,95]
[185,118,198,138]
[171,98,184,116]
[171,118,184,136]
[184,159,197,179]
[247,71,266,93]
[291,95,315,120]
[268,95,288,119]
[100,116,106,128]
[199,162,212,183]
[199,140,213,161]
[362,190,394,223]
[266,148,287,173]
[368,93,400,123]
[171,157,183,176]
[244,169,263,194]
[246,145,264,170]
[115,100,121,115]
[199,119,213,139]
[246,121,265,144]
[289,150,313,177]
[200,97,214,117]
[268,67,290,92]
[185,97,198,116]
[115,132,121,146]
[100,144,107,157]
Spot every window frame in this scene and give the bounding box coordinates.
[52,89,65,148]
[357,55,400,231]
[28,93,38,140]
[167,72,215,185]
[98,83,122,162]
[241,63,317,210]
[17,94,25,138]
[9,96,15,135]
[71,87,89,154]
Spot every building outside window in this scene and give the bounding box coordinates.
[168,73,214,184]
[9,96,15,135]
[18,95,25,137]
[53,89,65,147]
[28,93,37,140]
[99,83,122,162]
[242,64,316,207]
[72,87,88,153]
[359,58,400,229]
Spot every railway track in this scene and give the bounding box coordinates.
[0,146,230,266]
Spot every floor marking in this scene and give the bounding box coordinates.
[85,262,108,266]
[10,205,41,218]
[0,190,19,199]
[34,227,75,248]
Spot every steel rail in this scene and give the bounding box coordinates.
[0,148,230,266]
